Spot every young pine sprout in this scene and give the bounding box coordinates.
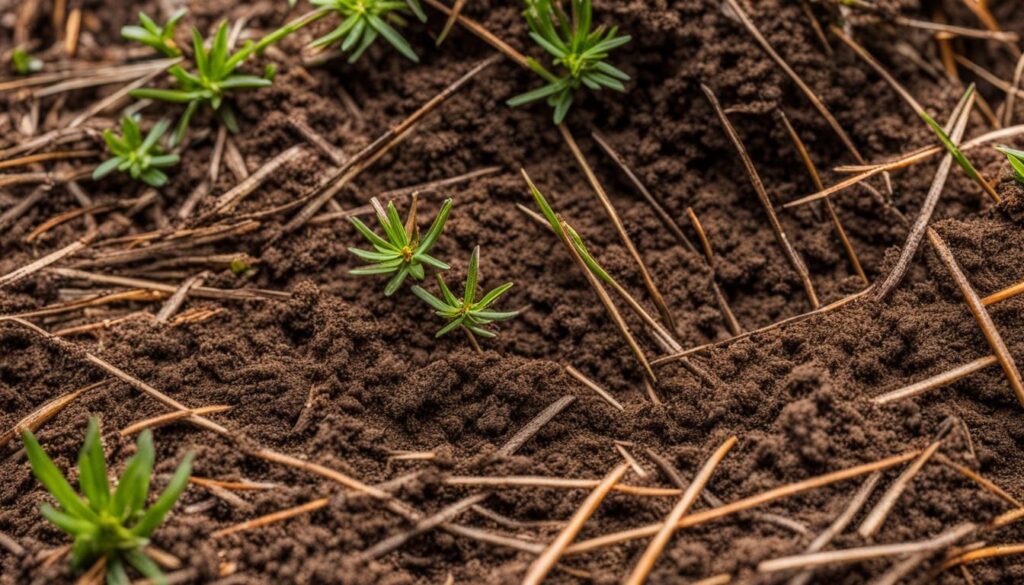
[21,418,194,585]
[308,0,427,63]
[412,246,518,339]
[120,9,187,57]
[349,197,453,296]
[508,0,631,124]
[131,22,278,146]
[93,117,179,187]
[995,145,1024,185]
[11,48,43,74]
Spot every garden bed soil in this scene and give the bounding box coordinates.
[3,0,1024,583]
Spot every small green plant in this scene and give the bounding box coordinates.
[508,0,631,124]
[131,22,278,145]
[349,197,453,296]
[412,246,518,338]
[11,48,43,74]
[21,418,194,584]
[308,0,426,63]
[93,116,179,187]
[120,9,187,57]
[996,145,1024,185]
[918,85,987,187]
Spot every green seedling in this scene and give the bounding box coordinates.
[11,48,43,74]
[996,145,1024,185]
[93,117,179,187]
[309,0,427,63]
[131,21,279,146]
[121,9,187,57]
[349,197,453,296]
[21,418,194,585]
[918,85,986,187]
[508,0,630,124]
[412,246,518,338]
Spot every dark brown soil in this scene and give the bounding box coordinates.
[3,0,1024,583]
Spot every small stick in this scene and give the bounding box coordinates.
[564,365,624,411]
[873,87,975,301]
[934,453,1023,508]
[928,228,1024,407]
[776,109,868,284]
[4,289,161,321]
[0,185,49,231]
[190,477,278,491]
[0,58,182,92]
[288,117,345,166]
[208,144,308,215]
[156,271,208,323]
[892,17,1019,42]
[703,84,819,309]
[563,450,920,556]
[359,494,488,560]
[624,436,737,585]
[758,522,976,573]
[68,68,166,128]
[212,498,330,538]
[872,355,998,404]
[1004,55,1024,127]
[52,311,152,337]
[652,287,873,366]
[444,475,681,497]
[788,473,883,585]
[0,149,96,170]
[436,0,469,45]
[522,463,629,585]
[686,207,743,335]
[692,575,731,585]
[497,395,575,457]
[982,279,1024,306]
[76,555,106,585]
[48,267,290,301]
[943,542,1024,570]
[0,530,25,557]
[614,442,648,478]
[470,504,565,530]
[559,124,677,332]
[210,126,227,184]
[858,421,953,538]
[224,138,249,181]
[119,405,232,437]
[0,380,110,449]
[557,217,656,382]
[722,0,886,195]
[24,203,117,242]
[955,54,1024,99]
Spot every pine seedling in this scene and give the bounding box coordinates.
[21,418,194,585]
[995,145,1024,185]
[131,22,279,146]
[308,0,427,63]
[121,9,187,57]
[412,246,518,339]
[11,48,43,74]
[93,117,179,187]
[349,197,453,296]
[507,0,631,124]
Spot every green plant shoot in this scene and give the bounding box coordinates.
[412,246,518,339]
[918,85,986,187]
[349,197,453,296]
[93,117,179,187]
[508,0,631,124]
[130,22,279,146]
[11,48,43,74]
[308,0,427,63]
[996,145,1024,185]
[121,9,187,57]
[21,418,194,585]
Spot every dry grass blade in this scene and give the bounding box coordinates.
[943,543,1024,570]
[563,450,920,556]
[564,365,624,411]
[0,58,181,92]
[789,473,883,585]
[983,279,1024,305]
[559,124,677,332]
[48,267,290,301]
[624,436,737,585]
[934,453,1023,508]
[703,84,819,309]
[118,405,232,437]
[556,217,657,382]
[759,522,976,572]
[872,355,998,404]
[873,87,975,301]
[212,498,330,538]
[156,272,209,323]
[0,149,96,170]
[24,203,115,243]
[927,228,1024,407]
[190,477,278,491]
[722,0,881,193]
[443,476,682,497]
[0,380,109,449]
[522,463,629,585]
[776,109,867,284]
[360,494,488,560]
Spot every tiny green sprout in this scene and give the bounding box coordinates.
[412,246,518,339]
[121,9,187,57]
[508,0,631,124]
[308,0,427,63]
[131,21,278,146]
[918,85,986,187]
[11,48,43,75]
[229,257,253,275]
[996,145,1024,185]
[93,117,179,187]
[349,197,453,296]
[21,418,194,585]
